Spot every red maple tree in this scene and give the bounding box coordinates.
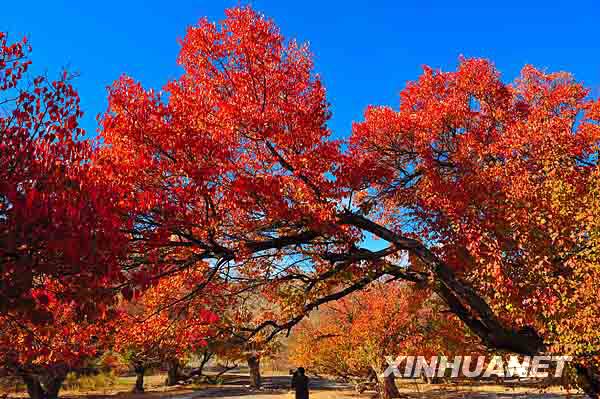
[94,9,600,396]
[0,281,115,399]
[345,58,600,390]
[3,6,600,398]
[113,269,219,392]
[290,283,479,398]
[0,32,127,322]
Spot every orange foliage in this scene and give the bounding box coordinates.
[290,283,478,379]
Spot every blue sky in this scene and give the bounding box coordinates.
[4,1,600,139]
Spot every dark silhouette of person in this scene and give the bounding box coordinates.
[291,367,309,399]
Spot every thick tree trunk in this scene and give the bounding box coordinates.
[247,355,261,388]
[575,363,600,399]
[342,212,600,398]
[197,350,212,377]
[163,353,217,385]
[166,359,181,386]
[23,375,44,399]
[22,374,65,399]
[435,272,600,398]
[133,364,145,393]
[370,365,400,399]
[343,212,545,353]
[380,373,400,399]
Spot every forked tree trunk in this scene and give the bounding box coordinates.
[247,355,261,388]
[22,374,65,399]
[381,373,401,399]
[343,212,600,398]
[133,364,145,393]
[197,350,213,377]
[575,363,600,399]
[371,365,400,399]
[166,359,181,386]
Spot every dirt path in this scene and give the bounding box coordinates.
[161,375,586,399]
[5,373,581,399]
[169,374,353,399]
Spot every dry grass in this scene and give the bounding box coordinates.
[1,372,585,399]
[393,379,583,398]
[1,374,207,399]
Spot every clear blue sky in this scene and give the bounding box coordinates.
[4,1,600,139]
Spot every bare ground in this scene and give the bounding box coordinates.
[1,373,587,399]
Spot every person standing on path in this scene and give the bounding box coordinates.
[291,367,309,399]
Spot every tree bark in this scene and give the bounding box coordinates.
[380,373,401,399]
[197,350,212,377]
[575,363,600,399]
[166,359,181,386]
[247,355,261,388]
[187,350,214,381]
[342,212,546,355]
[23,375,44,399]
[369,365,400,399]
[22,374,65,399]
[341,212,600,398]
[133,364,145,393]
